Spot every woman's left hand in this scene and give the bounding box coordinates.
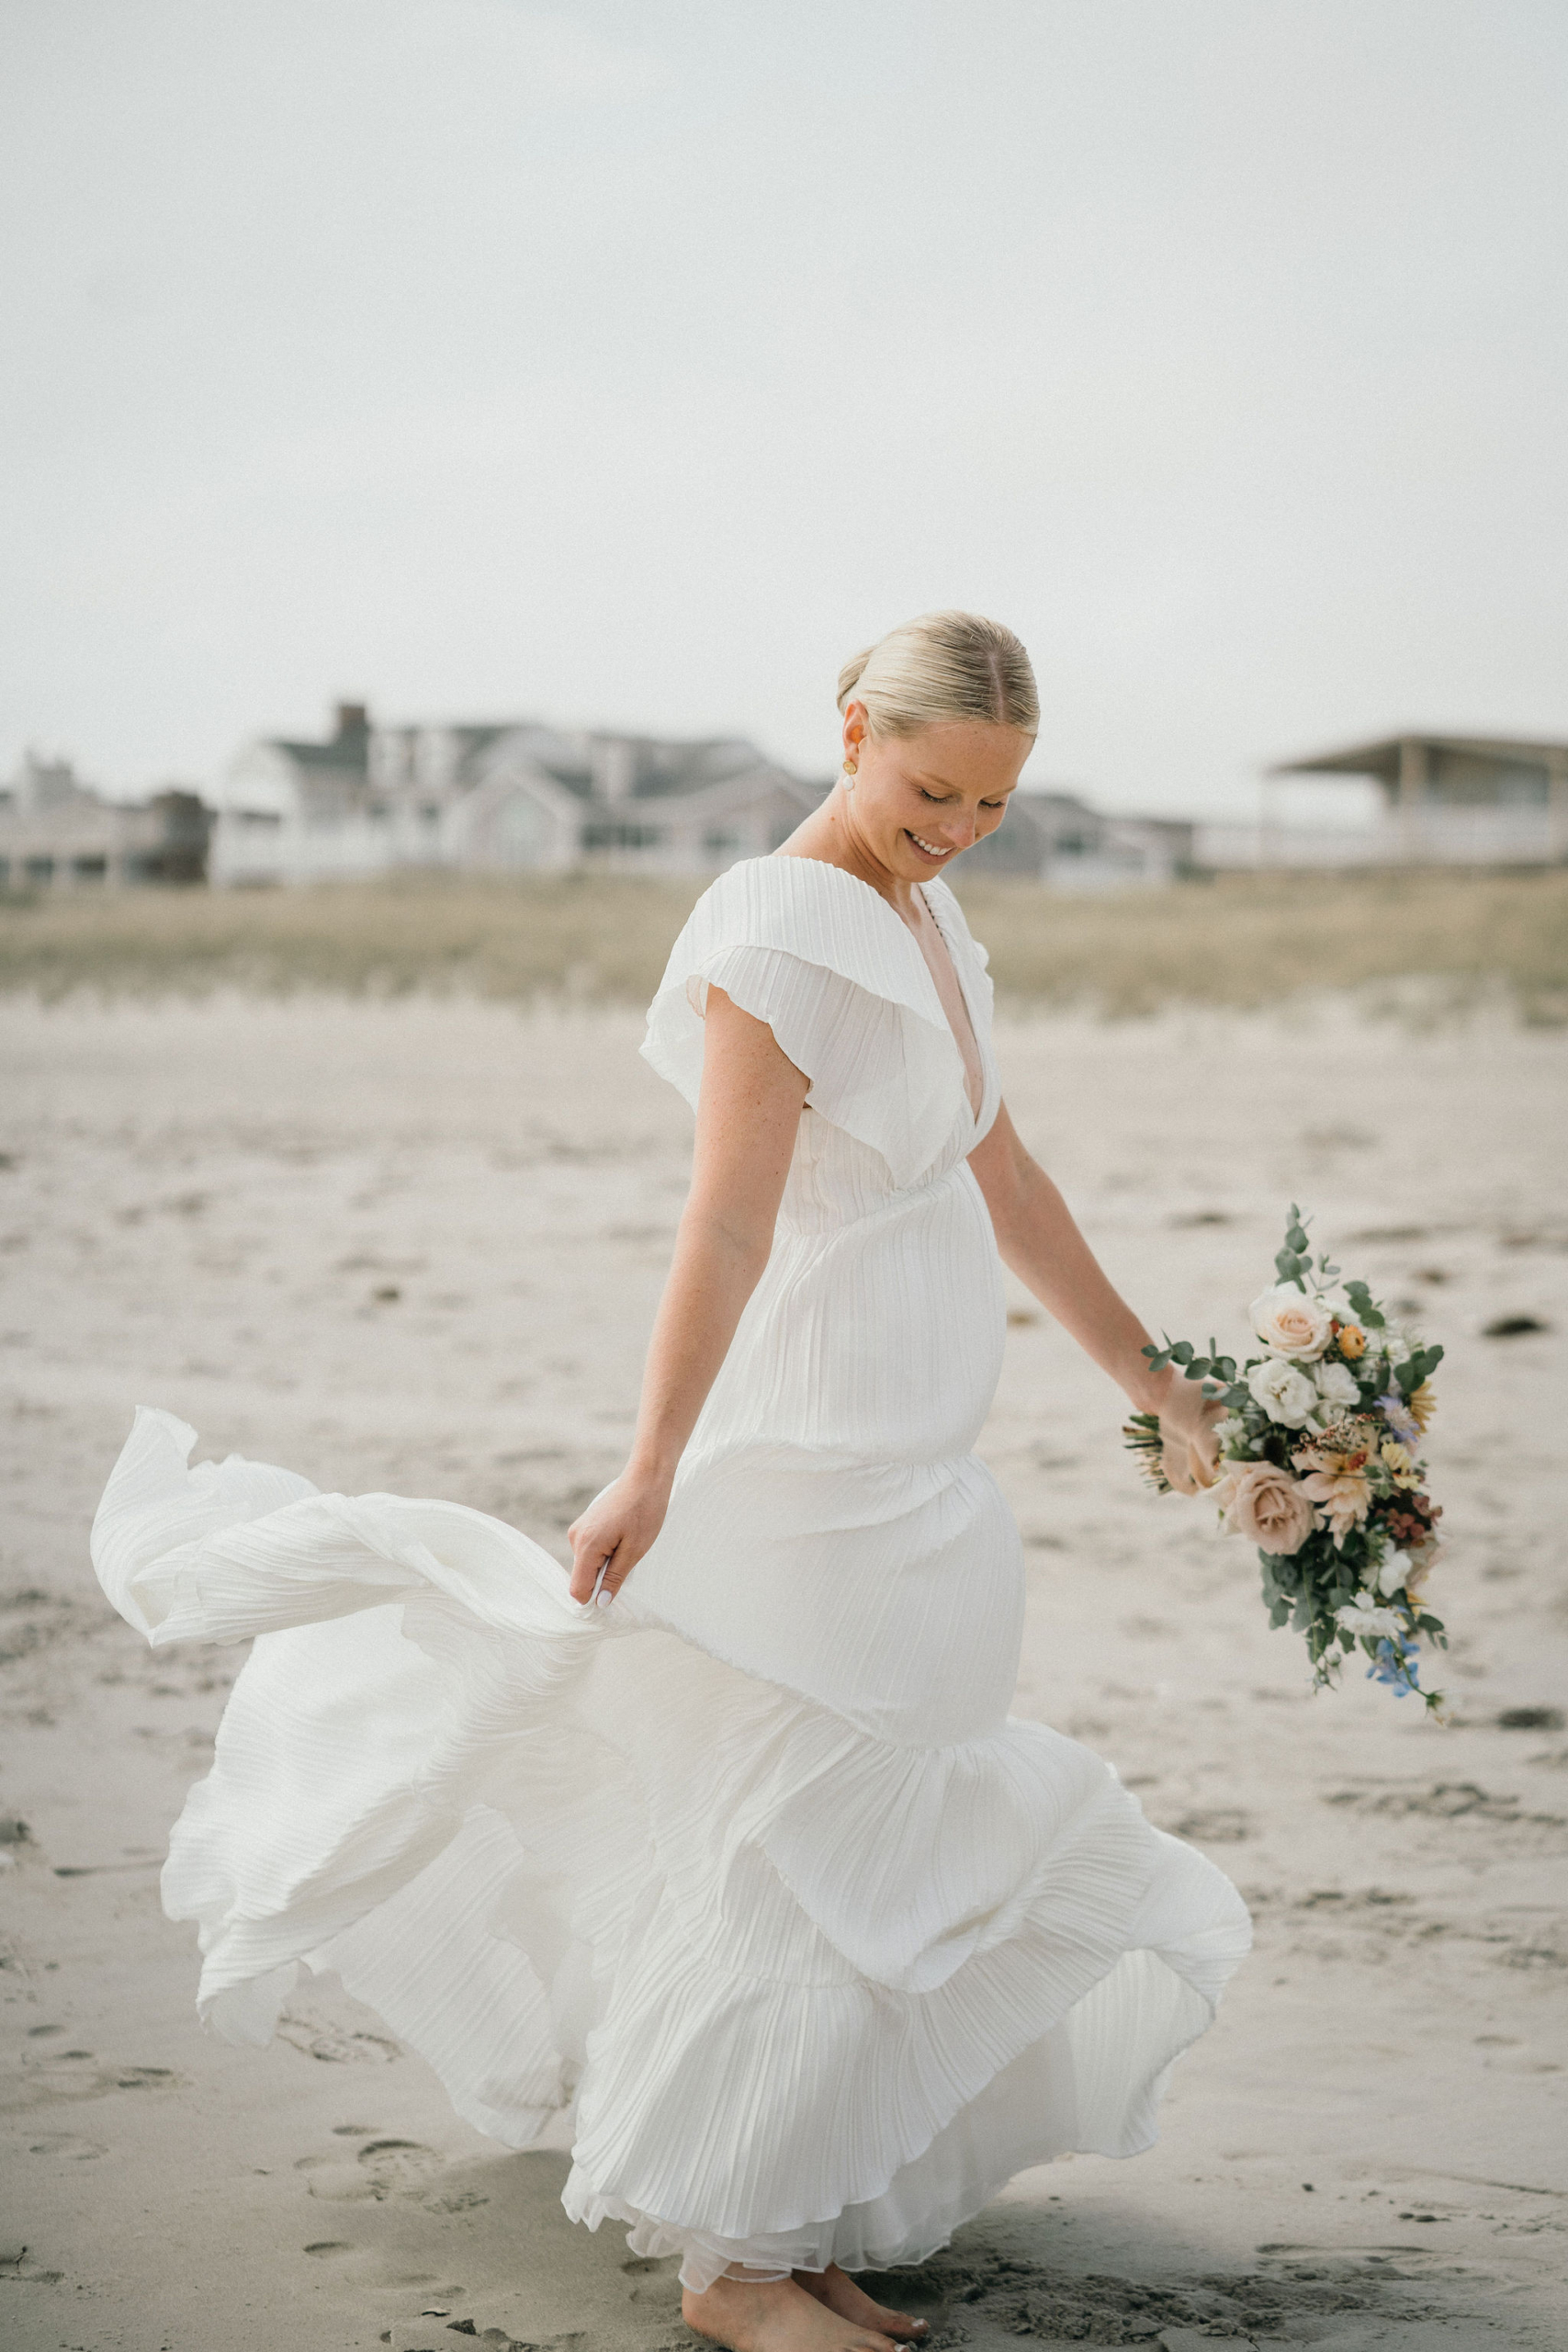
[567,1467,674,1607]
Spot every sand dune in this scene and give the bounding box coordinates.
[2,991,1564,2348]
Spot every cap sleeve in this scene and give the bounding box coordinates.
[640,860,969,1189]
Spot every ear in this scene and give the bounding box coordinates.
[840,700,869,757]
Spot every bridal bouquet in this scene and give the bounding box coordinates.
[1125,1208,1447,1713]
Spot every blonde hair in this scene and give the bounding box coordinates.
[836,610,1038,740]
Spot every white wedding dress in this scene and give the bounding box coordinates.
[92,857,1250,2291]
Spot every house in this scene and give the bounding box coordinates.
[1262,732,1568,865]
[964,788,1196,888]
[0,753,210,888]
[210,705,828,885]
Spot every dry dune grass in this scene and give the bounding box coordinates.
[1,862,1564,1017]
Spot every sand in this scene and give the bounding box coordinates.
[1,990,1564,2351]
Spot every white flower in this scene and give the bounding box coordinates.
[1376,1547,1414,1598]
[1250,1285,1335,1362]
[1246,1356,1321,1428]
[1334,1592,1405,1639]
[1314,1360,1361,1410]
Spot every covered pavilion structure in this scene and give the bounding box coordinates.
[1265,731,1568,865]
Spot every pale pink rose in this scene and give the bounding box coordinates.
[1250,1284,1334,1362]
[1213,1461,1317,1555]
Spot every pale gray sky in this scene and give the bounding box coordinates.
[3,0,1564,816]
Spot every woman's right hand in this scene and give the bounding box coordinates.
[1153,1370,1224,1497]
[567,1468,671,1607]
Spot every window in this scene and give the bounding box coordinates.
[72,854,107,881]
[25,855,54,883]
[582,820,662,851]
[703,828,742,856]
[238,809,282,830]
[1427,752,1549,808]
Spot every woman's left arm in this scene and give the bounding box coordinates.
[968,1102,1220,1492]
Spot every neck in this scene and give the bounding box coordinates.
[783,789,924,916]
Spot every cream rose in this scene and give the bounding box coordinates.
[1250,1284,1334,1362]
[1213,1460,1317,1555]
[1246,1356,1320,1428]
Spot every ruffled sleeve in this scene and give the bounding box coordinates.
[640,859,971,1190]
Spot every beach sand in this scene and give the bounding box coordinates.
[2,992,1564,2349]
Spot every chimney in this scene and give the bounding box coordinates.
[333,702,370,746]
[590,736,636,804]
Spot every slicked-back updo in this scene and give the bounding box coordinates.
[836,610,1039,740]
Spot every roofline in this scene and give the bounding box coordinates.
[1270,729,1568,778]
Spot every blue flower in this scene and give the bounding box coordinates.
[1367,1634,1421,1693]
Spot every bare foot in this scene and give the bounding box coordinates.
[682,2270,897,2351]
[796,2264,930,2342]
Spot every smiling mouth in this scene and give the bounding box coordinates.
[906,831,953,860]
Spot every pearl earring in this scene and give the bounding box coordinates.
[840,758,858,792]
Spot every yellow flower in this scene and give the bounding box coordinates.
[1336,1323,1367,1360]
[1380,1440,1419,1487]
[1409,1380,1436,1432]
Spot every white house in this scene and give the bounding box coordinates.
[210,705,827,886]
[0,752,210,888]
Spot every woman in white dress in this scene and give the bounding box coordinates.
[92,612,1249,2352]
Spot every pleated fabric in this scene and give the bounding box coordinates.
[91,857,1250,2292]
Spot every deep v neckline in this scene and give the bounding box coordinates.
[771,854,985,1124]
[910,885,985,1124]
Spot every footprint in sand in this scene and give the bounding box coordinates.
[278,2012,402,2064]
[359,2138,446,2191]
[26,2132,107,2161]
[299,2138,446,2202]
[0,2245,66,2285]
[5,2053,181,2111]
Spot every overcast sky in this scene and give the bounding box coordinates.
[3,0,1564,817]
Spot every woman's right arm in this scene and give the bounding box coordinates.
[566,988,807,1603]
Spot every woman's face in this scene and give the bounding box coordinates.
[840,702,1033,883]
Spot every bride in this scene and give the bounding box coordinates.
[93,611,1250,2352]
